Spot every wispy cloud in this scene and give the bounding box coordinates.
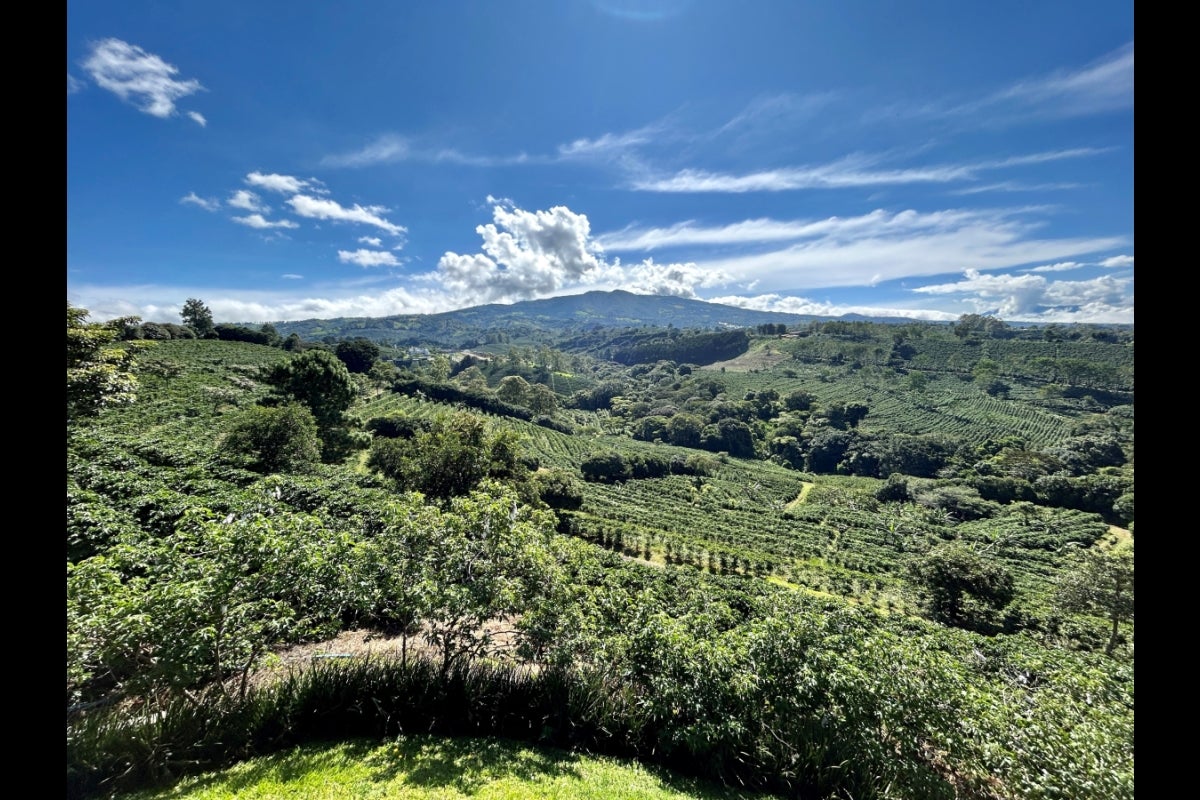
[67,73,85,94]
[951,181,1084,195]
[600,208,989,251]
[321,134,533,168]
[281,274,304,280]
[232,214,299,230]
[633,148,1106,193]
[707,293,960,322]
[180,191,220,212]
[1026,261,1083,273]
[186,110,207,127]
[1100,254,1134,268]
[338,249,402,268]
[80,38,204,119]
[357,236,383,247]
[687,214,1126,292]
[988,42,1134,117]
[287,195,406,236]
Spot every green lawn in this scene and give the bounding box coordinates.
[120,736,780,800]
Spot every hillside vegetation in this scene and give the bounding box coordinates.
[68,301,1133,800]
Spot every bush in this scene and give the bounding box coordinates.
[220,404,322,473]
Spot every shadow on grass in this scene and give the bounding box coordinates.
[365,734,583,794]
[137,735,772,799]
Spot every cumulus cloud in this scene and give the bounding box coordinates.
[1100,254,1134,268]
[436,205,606,303]
[180,192,220,212]
[232,214,299,230]
[912,268,1132,320]
[80,38,204,119]
[358,236,383,247]
[245,172,312,194]
[338,249,401,268]
[228,190,267,212]
[431,204,729,305]
[287,194,406,236]
[187,111,207,127]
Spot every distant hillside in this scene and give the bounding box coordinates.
[265,290,921,347]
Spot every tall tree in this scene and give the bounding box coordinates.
[1055,546,1134,656]
[180,298,216,338]
[67,304,144,423]
[264,349,358,461]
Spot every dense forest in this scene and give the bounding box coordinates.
[67,297,1133,799]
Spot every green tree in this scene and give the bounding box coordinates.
[366,411,526,502]
[496,375,531,406]
[181,297,216,338]
[335,337,381,374]
[264,349,358,461]
[220,403,322,473]
[908,543,1015,628]
[67,304,145,423]
[1055,546,1134,656]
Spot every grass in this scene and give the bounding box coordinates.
[117,735,780,800]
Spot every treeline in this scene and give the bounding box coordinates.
[611,329,750,366]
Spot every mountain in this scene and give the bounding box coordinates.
[266,291,927,347]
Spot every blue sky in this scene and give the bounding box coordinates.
[67,1,1133,326]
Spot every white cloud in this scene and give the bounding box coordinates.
[67,73,85,94]
[187,110,207,127]
[990,42,1134,118]
[598,207,1127,296]
[696,225,1123,293]
[357,236,383,247]
[707,293,959,322]
[633,149,1105,193]
[80,38,204,119]
[322,134,411,167]
[245,171,311,194]
[557,126,659,159]
[338,249,401,268]
[287,194,406,236]
[912,268,1133,320]
[232,214,299,230]
[436,205,606,303]
[599,208,985,251]
[321,134,533,168]
[1100,255,1134,268]
[281,274,304,280]
[951,181,1084,195]
[1027,261,1083,273]
[228,190,267,212]
[180,192,220,212]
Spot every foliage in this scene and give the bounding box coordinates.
[908,543,1015,628]
[219,403,322,473]
[67,304,146,423]
[335,337,381,374]
[264,349,359,461]
[181,298,216,338]
[1055,546,1134,656]
[366,410,527,502]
